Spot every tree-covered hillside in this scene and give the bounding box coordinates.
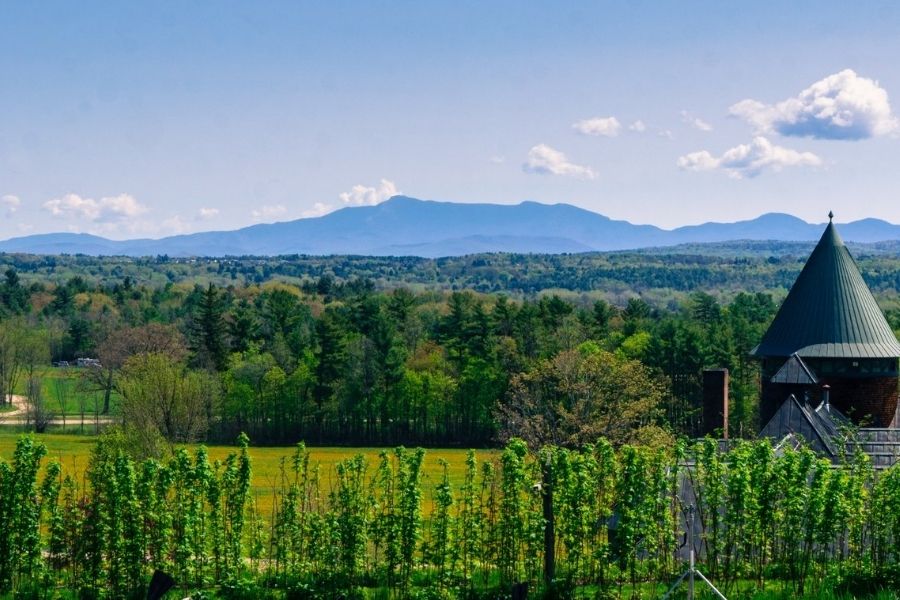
[4,246,900,302]
[0,246,898,448]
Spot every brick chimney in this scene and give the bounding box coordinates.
[702,369,729,439]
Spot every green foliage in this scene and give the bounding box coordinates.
[0,248,796,446]
[0,436,46,591]
[3,435,900,598]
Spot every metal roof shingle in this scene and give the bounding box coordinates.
[752,219,900,359]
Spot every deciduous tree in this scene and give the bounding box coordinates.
[119,353,217,454]
[496,345,671,449]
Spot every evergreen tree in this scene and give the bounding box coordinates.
[0,269,28,314]
[229,298,260,353]
[190,284,228,371]
[313,310,346,439]
[592,299,614,338]
[47,284,75,317]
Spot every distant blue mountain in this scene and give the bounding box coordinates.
[1,196,898,257]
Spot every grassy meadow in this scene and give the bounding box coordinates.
[0,365,496,517]
[10,366,121,415]
[0,432,496,516]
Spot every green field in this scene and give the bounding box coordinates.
[11,366,121,415]
[0,432,496,515]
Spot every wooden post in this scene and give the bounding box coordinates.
[702,369,729,439]
[542,455,555,585]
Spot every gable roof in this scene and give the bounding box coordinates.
[770,353,819,385]
[759,394,850,458]
[752,219,900,359]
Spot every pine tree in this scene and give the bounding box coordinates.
[0,269,28,314]
[313,311,345,440]
[191,284,228,371]
[229,298,259,353]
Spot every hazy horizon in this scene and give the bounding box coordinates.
[3,2,900,239]
[0,195,888,244]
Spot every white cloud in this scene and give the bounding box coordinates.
[730,69,898,140]
[628,120,647,133]
[523,144,597,179]
[43,193,148,223]
[490,155,506,164]
[197,207,219,220]
[302,202,334,218]
[39,193,161,237]
[681,110,713,132]
[161,215,190,234]
[1,195,20,215]
[657,129,674,140]
[573,116,621,137]
[251,204,287,221]
[677,136,822,179]
[339,178,399,206]
[303,179,399,219]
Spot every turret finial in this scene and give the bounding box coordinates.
[828,210,834,222]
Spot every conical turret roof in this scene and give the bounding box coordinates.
[752,217,900,358]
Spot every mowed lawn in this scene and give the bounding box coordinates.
[12,366,122,415]
[0,433,497,515]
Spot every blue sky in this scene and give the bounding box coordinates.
[2,1,900,239]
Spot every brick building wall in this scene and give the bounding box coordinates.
[761,376,899,428]
[820,376,899,428]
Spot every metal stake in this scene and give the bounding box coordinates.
[662,505,727,600]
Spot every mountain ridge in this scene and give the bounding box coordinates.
[3,196,899,258]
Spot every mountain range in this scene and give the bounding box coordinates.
[3,196,900,258]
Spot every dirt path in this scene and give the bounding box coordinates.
[0,394,117,426]
[1,394,28,417]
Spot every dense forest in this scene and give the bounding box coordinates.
[4,244,900,303]
[1,246,900,449]
[0,262,767,448]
